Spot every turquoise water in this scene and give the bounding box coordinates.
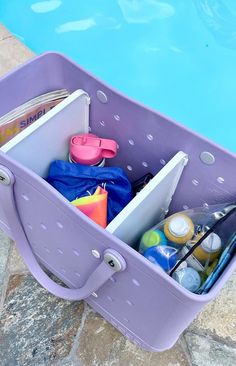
[1,0,236,152]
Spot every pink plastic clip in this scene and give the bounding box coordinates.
[70,133,117,166]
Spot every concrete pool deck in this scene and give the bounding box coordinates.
[0,23,235,366]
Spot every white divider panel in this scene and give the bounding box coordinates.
[107,151,188,246]
[1,89,90,177]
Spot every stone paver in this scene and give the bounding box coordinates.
[0,230,10,303]
[0,23,11,41]
[50,359,76,366]
[0,274,84,366]
[76,308,190,366]
[185,332,236,366]
[190,272,236,345]
[8,244,28,274]
[0,33,33,77]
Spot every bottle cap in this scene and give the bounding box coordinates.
[139,230,167,254]
[201,233,221,253]
[169,216,191,237]
[70,133,117,165]
[144,245,177,272]
[172,267,201,293]
[144,230,167,245]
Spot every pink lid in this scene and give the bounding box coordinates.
[70,133,117,165]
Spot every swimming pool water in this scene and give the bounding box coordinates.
[1,0,236,153]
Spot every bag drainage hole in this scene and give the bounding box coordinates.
[132,279,140,287]
[73,249,80,257]
[217,177,224,184]
[126,300,134,306]
[192,179,199,186]
[114,114,120,121]
[56,222,63,229]
[146,134,153,141]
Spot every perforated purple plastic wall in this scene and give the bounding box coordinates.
[0,53,236,351]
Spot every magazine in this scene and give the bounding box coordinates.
[0,89,69,147]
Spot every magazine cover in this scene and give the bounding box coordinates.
[0,89,69,147]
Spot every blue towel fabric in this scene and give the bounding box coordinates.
[47,160,133,223]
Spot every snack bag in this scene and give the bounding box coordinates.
[139,203,236,293]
